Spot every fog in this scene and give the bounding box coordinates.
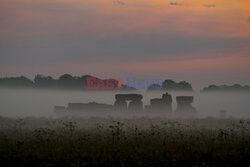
[0,88,249,118]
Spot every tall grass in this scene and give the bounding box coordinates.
[0,116,249,166]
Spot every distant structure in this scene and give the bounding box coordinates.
[54,92,198,118]
[146,92,172,112]
[68,102,113,112]
[54,102,113,113]
[175,96,197,117]
[220,110,227,119]
[54,106,67,114]
[114,94,143,111]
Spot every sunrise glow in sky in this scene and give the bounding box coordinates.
[0,0,249,88]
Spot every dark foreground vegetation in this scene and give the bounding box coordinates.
[0,117,249,167]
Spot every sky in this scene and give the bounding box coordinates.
[0,0,250,89]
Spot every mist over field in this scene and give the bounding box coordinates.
[0,81,250,167]
[0,88,249,118]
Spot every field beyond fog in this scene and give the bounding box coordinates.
[0,117,249,167]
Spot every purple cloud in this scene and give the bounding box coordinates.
[170,2,182,6]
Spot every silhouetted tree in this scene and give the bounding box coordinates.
[0,76,33,87]
[147,84,163,91]
[34,74,56,88]
[202,84,250,92]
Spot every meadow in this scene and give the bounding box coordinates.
[0,116,249,167]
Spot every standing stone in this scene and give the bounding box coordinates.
[114,95,127,111]
[128,99,143,111]
[149,92,172,112]
[162,92,172,111]
[175,96,197,117]
[114,94,143,111]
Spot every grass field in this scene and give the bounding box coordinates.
[0,116,249,167]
